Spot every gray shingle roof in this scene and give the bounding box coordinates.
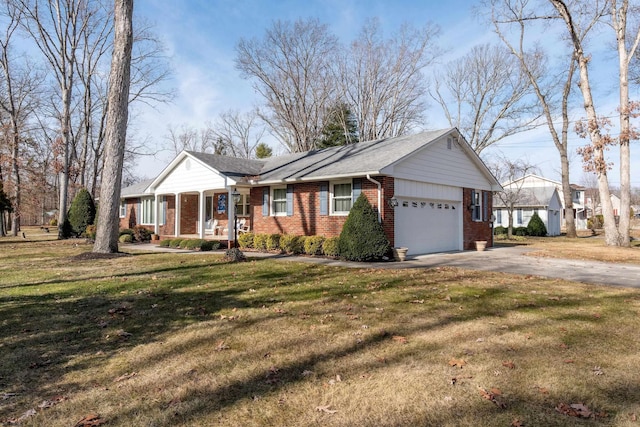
[186,151,265,177]
[258,129,452,182]
[121,179,153,197]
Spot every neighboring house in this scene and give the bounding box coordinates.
[493,186,562,236]
[119,128,502,255]
[493,174,588,231]
[592,193,621,217]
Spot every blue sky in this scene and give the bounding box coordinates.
[134,0,639,189]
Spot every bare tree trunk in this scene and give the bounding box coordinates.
[93,0,133,254]
[612,0,639,247]
[550,0,620,246]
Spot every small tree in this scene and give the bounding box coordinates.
[526,212,547,237]
[255,142,273,159]
[67,188,96,237]
[338,194,389,261]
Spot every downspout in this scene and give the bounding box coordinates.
[366,174,382,223]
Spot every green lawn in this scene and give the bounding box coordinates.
[1,235,639,426]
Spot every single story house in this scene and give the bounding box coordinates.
[119,128,502,255]
[495,174,589,230]
[493,186,563,236]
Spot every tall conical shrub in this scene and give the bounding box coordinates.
[67,188,96,237]
[338,193,390,261]
[527,211,547,237]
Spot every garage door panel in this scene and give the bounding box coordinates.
[395,198,460,255]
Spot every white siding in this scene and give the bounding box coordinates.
[385,137,493,190]
[154,157,228,194]
[395,179,462,201]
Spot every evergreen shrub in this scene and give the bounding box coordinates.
[304,235,325,255]
[322,237,340,257]
[68,188,96,237]
[253,234,267,251]
[527,212,547,237]
[280,234,304,254]
[238,233,254,249]
[265,233,281,251]
[338,194,390,261]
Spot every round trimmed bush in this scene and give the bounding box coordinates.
[185,239,204,249]
[514,226,529,236]
[338,194,390,261]
[265,234,281,251]
[304,235,325,255]
[119,234,133,243]
[238,232,254,249]
[280,234,304,254]
[322,236,339,257]
[494,226,507,235]
[169,238,183,248]
[159,239,171,247]
[253,234,267,251]
[527,212,547,237]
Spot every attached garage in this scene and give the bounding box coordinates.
[395,198,462,255]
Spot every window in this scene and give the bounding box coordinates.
[119,200,126,218]
[471,190,482,221]
[517,208,523,225]
[159,196,166,225]
[235,194,250,216]
[272,188,287,215]
[141,197,155,225]
[332,182,352,214]
[496,209,502,224]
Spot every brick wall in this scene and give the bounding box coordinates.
[119,198,139,230]
[250,176,395,244]
[179,194,198,234]
[462,188,493,249]
[159,196,175,236]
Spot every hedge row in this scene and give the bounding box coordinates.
[238,233,340,257]
[158,238,221,251]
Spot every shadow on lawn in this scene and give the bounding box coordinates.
[2,250,640,425]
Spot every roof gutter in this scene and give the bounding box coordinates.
[366,174,382,223]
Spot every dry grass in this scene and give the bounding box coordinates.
[1,229,640,426]
[496,229,640,264]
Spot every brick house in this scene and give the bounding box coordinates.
[119,128,501,255]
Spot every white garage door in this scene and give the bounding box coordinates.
[395,199,461,255]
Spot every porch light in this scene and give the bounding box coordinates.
[388,197,399,208]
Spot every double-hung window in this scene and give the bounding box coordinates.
[119,200,126,218]
[236,194,251,216]
[272,188,287,216]
[471,190,482,221]
[332,182,352,214]
[140,197,155,225]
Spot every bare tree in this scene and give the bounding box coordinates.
[431,43,540,154]
[550,0,636,246]
[490,155,539,238]
[14,0,101,238]
[235,18,339,152]
[339,19,439,141]
[0,1,43,235]
[93,0,133,254]
[490,0,580,237]
[214,110,265,159]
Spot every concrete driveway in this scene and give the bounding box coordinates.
[126,243,640,288]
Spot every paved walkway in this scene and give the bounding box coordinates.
[124,244,640,289]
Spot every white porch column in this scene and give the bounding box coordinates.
[228,188,236,247]
[154,194,159,235]
[174,193,180,237]
[199,190,206,238]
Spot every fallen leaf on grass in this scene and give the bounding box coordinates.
[410,299,424,304]
[38,395,67,409]
[392,335,407,344]
[563,359,574,364]
[448,358,466,368]
[533,385,549,394]
[629,413,637,421]
[113,372,137,382]
[7,408,37,423]
[555,402,607,419]
[450,375,473,385]
[592,366,604,375]
[315,405,337,414]
[502,360,516,369]
[478,386,507,409]
[215,340,229,351]
[74,413,106,426]
[511,418,524,427]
